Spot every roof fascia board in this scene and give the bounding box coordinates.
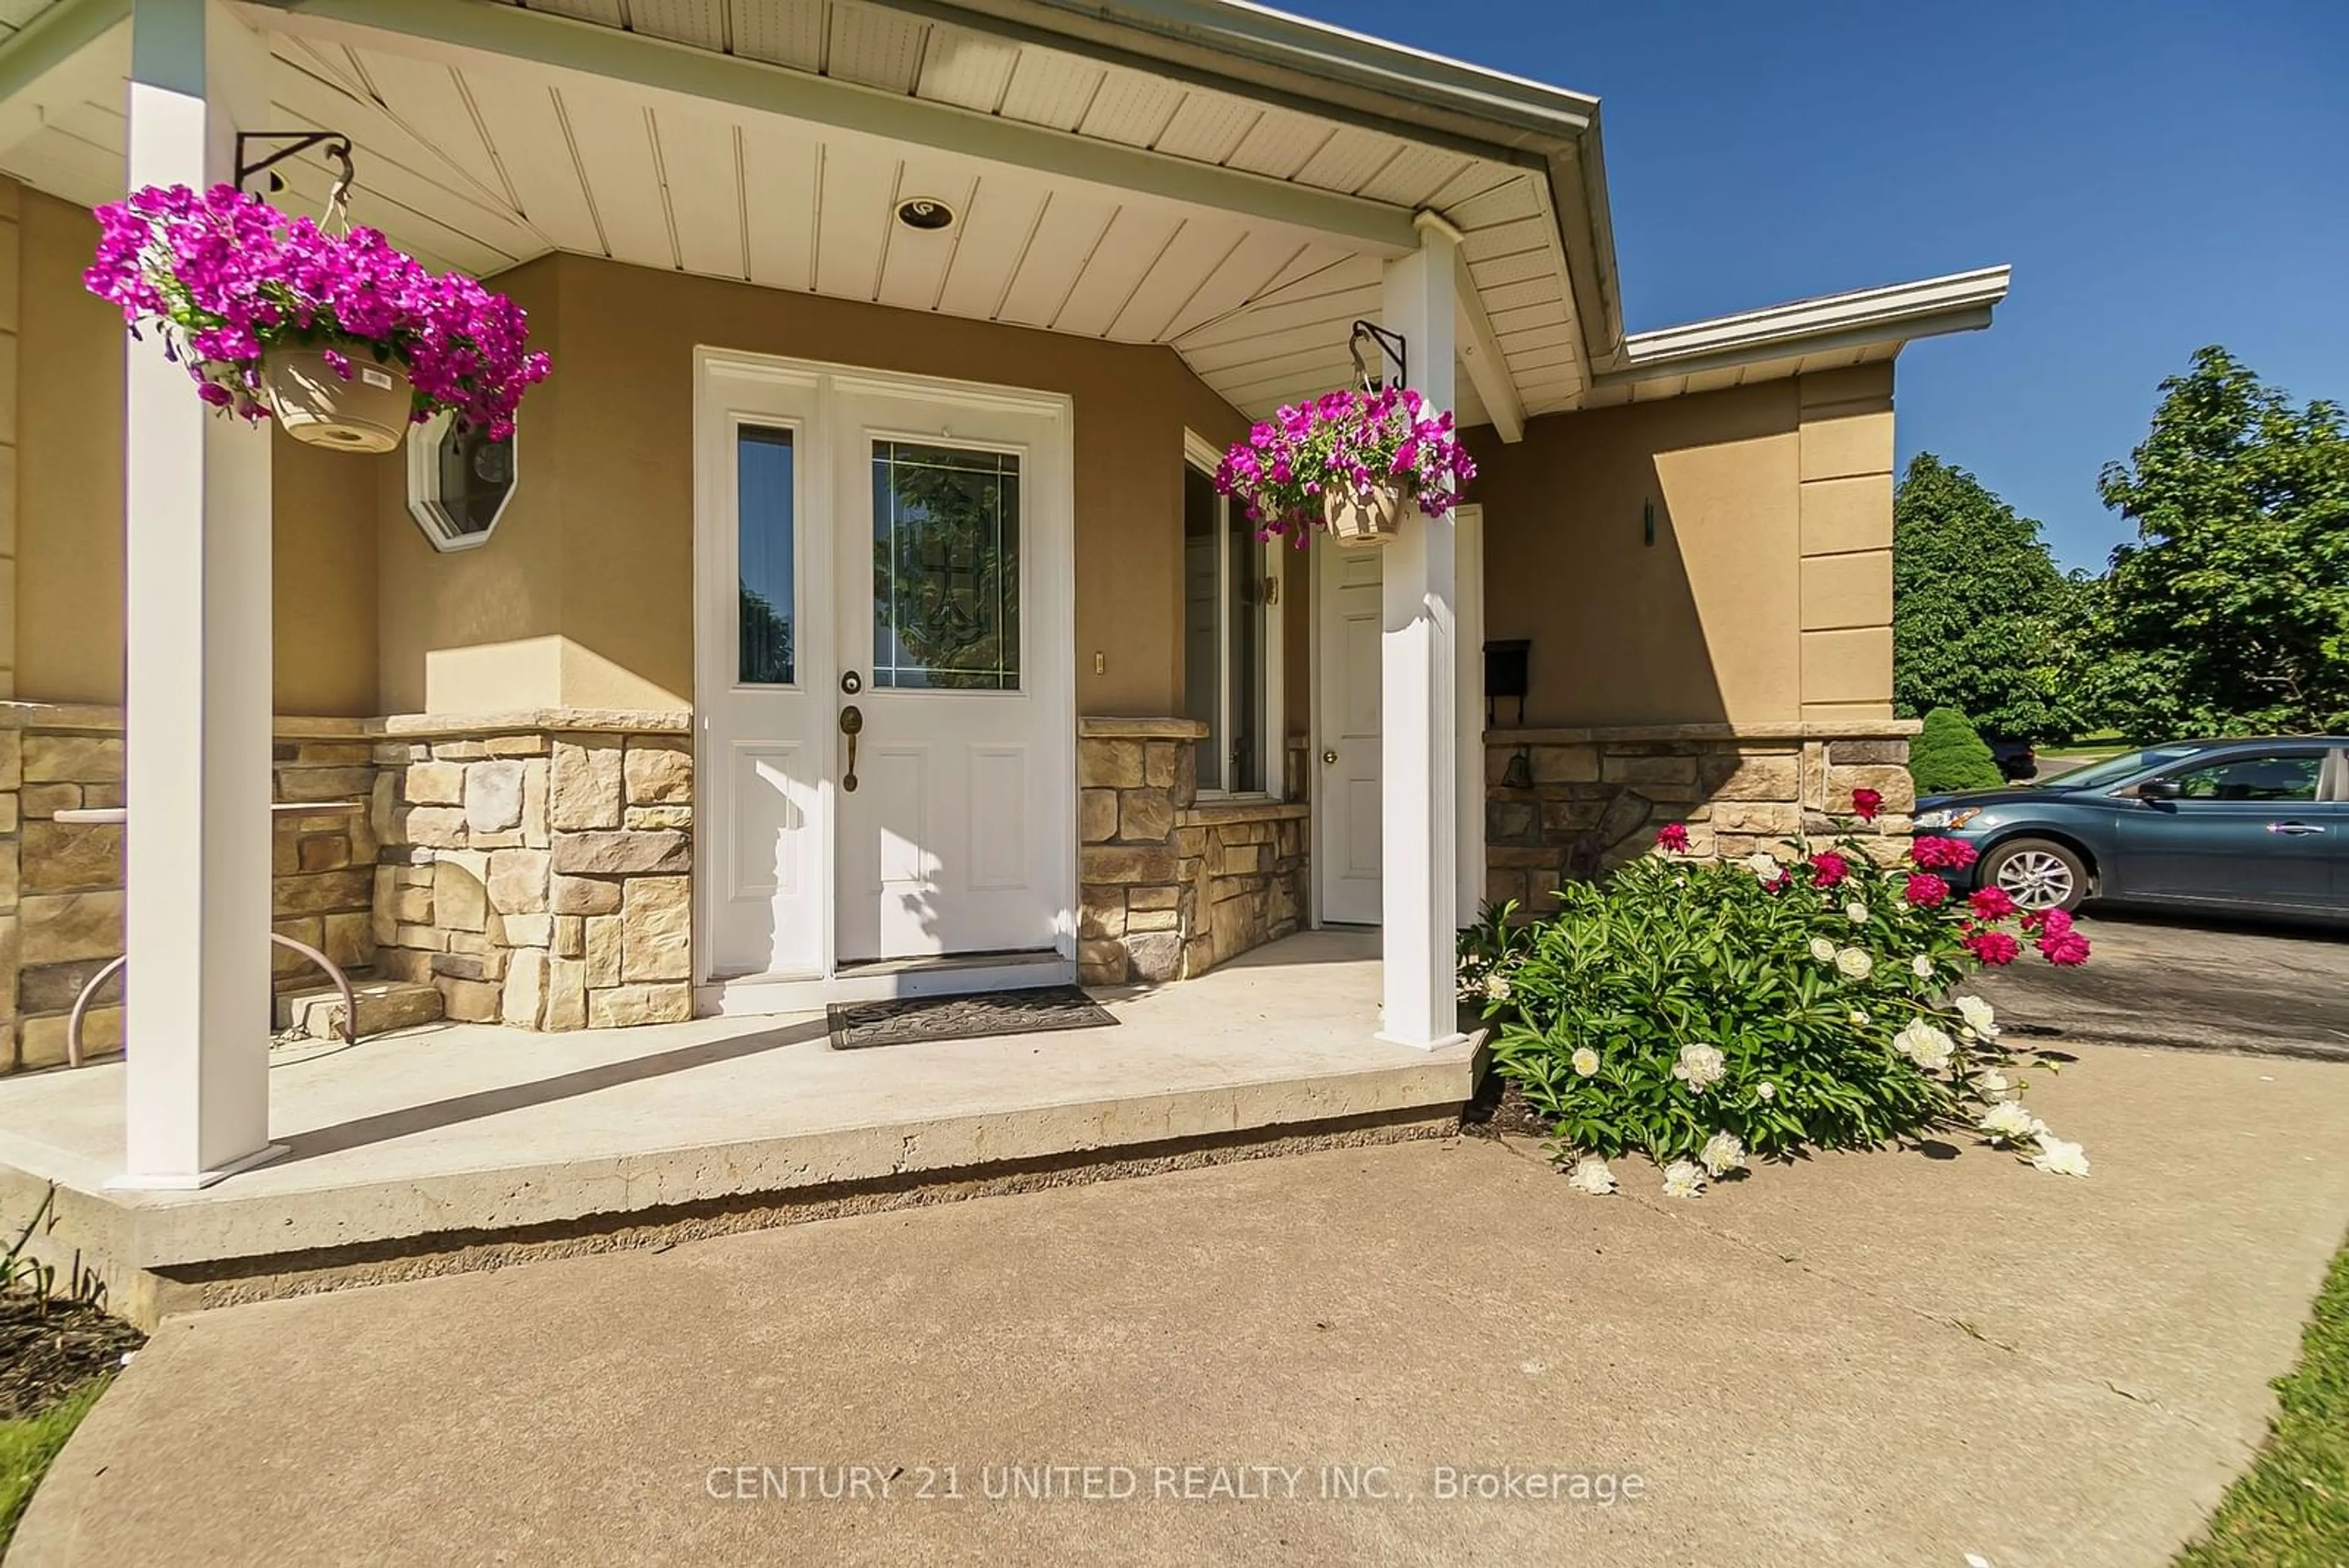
[1596,266,2011,387]
[915,0,1597,152]
[247,0,1423,255]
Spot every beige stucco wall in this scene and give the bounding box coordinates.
[1466,365,1894,727]
[12,187,381,715]
[379,252,1249,718]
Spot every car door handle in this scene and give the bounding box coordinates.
[2266,821,2327,835]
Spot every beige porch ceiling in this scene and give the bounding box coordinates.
[0,0,1620,430]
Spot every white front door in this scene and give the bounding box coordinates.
[830,381,1067,962]
[1312,504,1483,929]
[696,353,1075,1002]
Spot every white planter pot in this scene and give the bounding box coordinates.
[262,345,413,454]
[1321,481,1404,548]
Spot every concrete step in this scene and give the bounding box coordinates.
[275,979,445,1041]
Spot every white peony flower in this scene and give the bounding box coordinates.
[1565,1155,1617,1195]
[2031,1133,2091,1178]
[1483,971,1513,1001]
[1846,901,1871,924]
[1849,1009,1871,1027]
[1571,1046,1601,1078]
[1745,851,1783,880]
[1956,995,2000,1039]
[1699,1131,1748,1178]
[1835,948,1874,981]
[1809,936,1838,963]
[1660,1160,1706,1198]
[1671,1042,1726,1091]
[1911,954,1935,980]
[1976,1101,2041,1141]
[1756,1081,1777,1101]
[1894,1018,1956,1072]
[1975,1069,2009,1095]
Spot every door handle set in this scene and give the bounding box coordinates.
[839,704,863,792]
[2266,821,2326,835]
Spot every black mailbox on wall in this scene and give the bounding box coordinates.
[1485,638,1529,727]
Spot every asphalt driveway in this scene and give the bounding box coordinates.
[1973,907,2349,1061]
[16,1039,2349,1567]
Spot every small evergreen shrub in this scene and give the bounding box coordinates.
[1459,824,2092,1198]
[1909,706,2006,794]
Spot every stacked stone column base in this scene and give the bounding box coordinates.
[369,712,694,1031]
[1077,718,1308,987]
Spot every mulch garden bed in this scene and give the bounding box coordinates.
[1460,1073,1554,1142]
[0,1292,144,1422]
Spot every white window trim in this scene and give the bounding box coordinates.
[406,411,517,552]
[1182,429,1286,802]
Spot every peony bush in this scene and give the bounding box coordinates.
[83,182,549,437]
[1461,803,2093,1199]
[1214,385,1475,544]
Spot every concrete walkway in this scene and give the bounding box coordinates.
[18,1041,2349,1567]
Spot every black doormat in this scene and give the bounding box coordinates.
[826,986,1118,1050]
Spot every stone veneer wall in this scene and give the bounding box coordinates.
[1077,718,1307,986]
[1482,722,1919,912]
[368,712,693,1032]
[0,705,381,1072]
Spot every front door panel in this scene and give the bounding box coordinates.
[833,393,1066,962]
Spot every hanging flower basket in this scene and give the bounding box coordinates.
[261,341,413,453]
[1215,385,1475,548]
[83,183,549,453]
[1322,478,1405,548]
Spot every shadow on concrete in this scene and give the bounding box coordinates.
[272,1016,832,1167]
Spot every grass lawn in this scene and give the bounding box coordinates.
[0,1375,109,1552]
[2176,1237,2349,1566]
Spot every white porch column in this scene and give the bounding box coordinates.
[115,0,281,1188]
[1376,212,1466,1050]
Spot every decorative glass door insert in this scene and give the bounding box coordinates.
[870,440,1020,691]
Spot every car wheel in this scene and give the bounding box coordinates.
[1981,838,2087,913]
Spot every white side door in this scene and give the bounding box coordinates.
[1316,546,1384,924]
[697,360,826,980]
[829,379,1074,962]
[1312,504,1483,929]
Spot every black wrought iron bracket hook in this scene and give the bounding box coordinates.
[233,130,353,196]
[1348,319,1407,393]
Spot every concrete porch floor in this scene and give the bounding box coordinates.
[0,931,1477,1324]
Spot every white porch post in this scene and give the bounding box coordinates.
[114,0,281,1187]
[1376,212,1466,1050]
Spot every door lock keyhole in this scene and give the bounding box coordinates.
[839,704,864,792]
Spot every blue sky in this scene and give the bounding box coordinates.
[1283,0,2349,572]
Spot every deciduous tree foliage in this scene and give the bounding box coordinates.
[1892,453,2082,739]
[2095,347,2349,737]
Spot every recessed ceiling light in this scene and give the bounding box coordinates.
[896,198,956,232]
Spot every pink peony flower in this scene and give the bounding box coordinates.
[1910,835,1979,871]
[1655,822,1689,852]
[1851,787,1882,822]
[1904,872,1950,908]
[1963,929,2021,966]
[1967,886,2017,920]
[2038,929,2092,966]
[1809,851,1851,889]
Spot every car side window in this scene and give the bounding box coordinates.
[2164,752,2321,803]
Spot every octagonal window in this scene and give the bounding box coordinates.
[406,412,517,551]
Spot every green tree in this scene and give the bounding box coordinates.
[1908,707,2005,795]
[1892,453,2082,740]
[2095,346,2349,737]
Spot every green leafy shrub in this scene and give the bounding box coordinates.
[1460,828,2092,1197]
[1909,706,2006,794]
